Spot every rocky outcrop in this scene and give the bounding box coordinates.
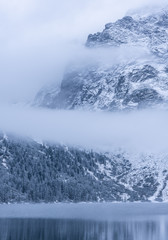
[35,9,168,111]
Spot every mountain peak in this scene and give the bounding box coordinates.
[35,7,168,111]
[86,8,168,56]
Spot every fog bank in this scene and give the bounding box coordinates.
[0,104,168,153]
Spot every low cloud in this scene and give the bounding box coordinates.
[0,104,168,154]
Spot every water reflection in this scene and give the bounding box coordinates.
[0,218,168,240]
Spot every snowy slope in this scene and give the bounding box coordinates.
[1,134,168,202]
[35,8,168,111]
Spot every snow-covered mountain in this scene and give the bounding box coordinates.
[1,133,168,203]
[2,8,168,203]
[35,8,168,111]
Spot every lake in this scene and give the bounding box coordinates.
[0,203,168,240]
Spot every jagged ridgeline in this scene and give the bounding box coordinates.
[35,10,168,110]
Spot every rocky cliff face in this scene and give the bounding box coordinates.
[86,13,168,57]
[35,9,168,111]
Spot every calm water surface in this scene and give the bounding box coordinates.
[0,203,168,240]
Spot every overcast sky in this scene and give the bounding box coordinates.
[0,0,167,103]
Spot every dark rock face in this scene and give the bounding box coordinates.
[128,65,158,83]
[157,12,168,27]
[51,72,85,109]
[123,88,162,108]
